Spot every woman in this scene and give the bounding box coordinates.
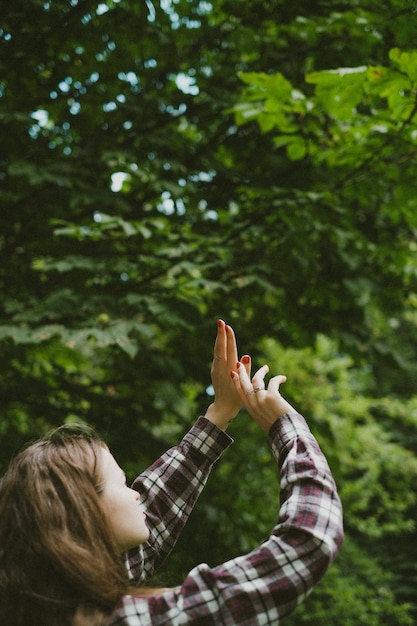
[0,320,343,625]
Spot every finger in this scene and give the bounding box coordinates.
[251,364,269,390]
[225,324,238,365]
[241,354,251,378]
[230,369,244,397]
[236,360,259,397]
[236,359,251,387]
[266,374,287,394]
[213,319,227,362]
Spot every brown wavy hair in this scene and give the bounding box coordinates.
[0,425,133,626]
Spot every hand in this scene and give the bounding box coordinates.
[231,362,296,433]
[204,319,251,430]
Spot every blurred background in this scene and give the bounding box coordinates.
[1,1,417,622]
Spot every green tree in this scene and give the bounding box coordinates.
[1,0,417,621]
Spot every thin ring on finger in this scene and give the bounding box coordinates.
[214,356,225,361]
[245,386,264,396]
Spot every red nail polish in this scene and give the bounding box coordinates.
[236,362,241,368]
[241,355,250,364]
[230,371,235,379]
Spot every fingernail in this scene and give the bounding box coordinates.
[230,371,235,379]
[236,362,241,368]
[241,355,250,363]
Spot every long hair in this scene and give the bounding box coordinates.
[0,425,132,626]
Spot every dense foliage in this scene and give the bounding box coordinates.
[1,0,417,622]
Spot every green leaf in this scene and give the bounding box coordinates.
[286,137,307,160]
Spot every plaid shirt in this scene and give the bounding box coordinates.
[109,413,343,625]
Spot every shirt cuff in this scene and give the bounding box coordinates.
[180,416,234,461]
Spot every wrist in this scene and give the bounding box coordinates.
[204,403,237,431]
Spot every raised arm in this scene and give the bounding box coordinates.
[113,359,343,624]
[125,320,249,582]
[230,358,343,565]
[126,417,233,582]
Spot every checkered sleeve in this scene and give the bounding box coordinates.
[110,412,343,625]
[124,417,233,583]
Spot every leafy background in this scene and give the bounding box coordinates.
[1,0,417,622]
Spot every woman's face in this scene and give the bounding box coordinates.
[99,448,150,551]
